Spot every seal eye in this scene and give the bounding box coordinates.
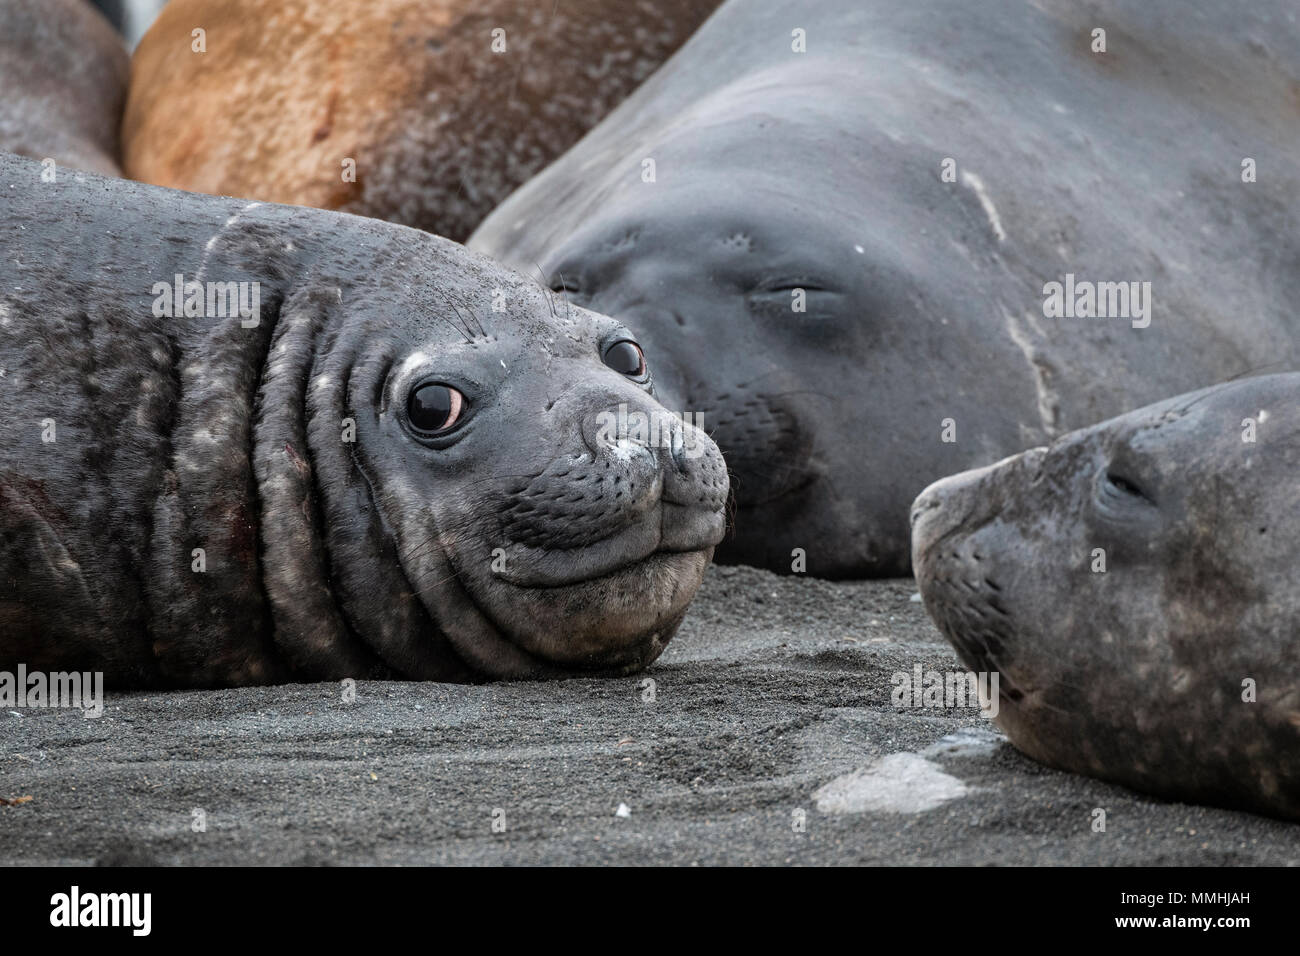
[407,383,465,434]
[1105,470,1151,504]
[603,340,646,378]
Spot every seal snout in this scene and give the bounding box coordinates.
[910,448,1048,566]
[908,471,980,567]
[911,448,1049,680]
[494,395,728,589]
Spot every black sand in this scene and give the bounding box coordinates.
[3,566,1297,865]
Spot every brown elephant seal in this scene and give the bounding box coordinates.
[120,0,723,241]
[912,373,1300,821]
[0,0,129,175]
[472,0,1300,576]
[0,152,728,689]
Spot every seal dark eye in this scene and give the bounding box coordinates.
[603,340,646,378]
[407,383,465,434]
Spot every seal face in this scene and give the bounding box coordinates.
[0,0,129,176]
[0,153,728,688]
[911,374,1300,820]
[121,0,723,241]
[472,0,1300,576]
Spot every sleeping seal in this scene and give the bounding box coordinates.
[0,0,130,175]
[471,0,1300,576]
[0,153,728,688]
[121,0,723,241]
[912,374,1300,821]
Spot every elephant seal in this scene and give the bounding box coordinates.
[0,152,728,689]
[0,0,129,176]
[472,0,1300,577]
[121,0,723,242]
[912,374,1300,821]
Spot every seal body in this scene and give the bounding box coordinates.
[0,0,129,176]
[0,154,728,688]
[912,374,1300,820]
[471,0,1300,576]
[121,0,723,241]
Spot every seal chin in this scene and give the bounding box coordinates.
[437,451,729,677]
[467,548,714,673]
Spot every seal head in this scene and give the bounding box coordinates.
[311,281,730,680]
[912,374,1300,820]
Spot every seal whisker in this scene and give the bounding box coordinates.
[449,288,487,339]
[443,298,476,344]
[531,263,558,319]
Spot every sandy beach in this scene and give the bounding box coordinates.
[3,565,1298,866]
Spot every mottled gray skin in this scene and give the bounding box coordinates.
[912,374,1300,821]
[0,153,728,689]
[0,0,129,175]
[472,0,1300,577]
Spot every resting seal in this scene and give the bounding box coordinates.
[472,0,1300,576]
[0,153,728,688]
[121,0,723,241]
[912,374,1300,820]
[0,0,129,176]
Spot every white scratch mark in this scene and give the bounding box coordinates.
[960,169,1007,243]
[1002,307,1060,435]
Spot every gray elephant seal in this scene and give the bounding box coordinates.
[0,0,129,176]
[0,153,728,688]
[472,0,1300,577]
[912,374,1300,821]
